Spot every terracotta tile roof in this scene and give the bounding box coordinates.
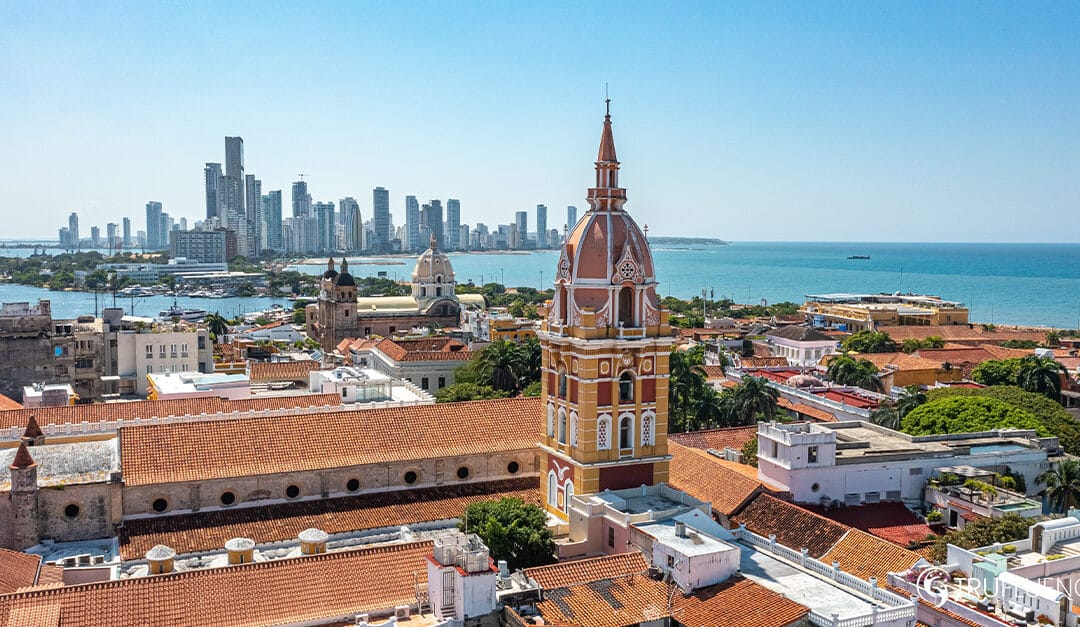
[915,344,1033,366]
[668,425,758,452]
[524,552,648,590]
[700,365,726,380]
[740,356,791,368]
[363,337,473,363]
[119,477,539,560]
[10,442,35,469]
[821,529,923,582]
[336,337,378,353]
[857,352,945,372]
[804,502,939,547]
[0,394,22,410]
[120,396,542,486]
[732,494,848,558]
[878,325,1045,345]
[0,394,343,430]
[247,360,319,382]
[670,577,809,627]
[536,573,808,627]
[777,397,838,422]
[0,549,44,594]
[0,541,434,627]
[669,443,768,516]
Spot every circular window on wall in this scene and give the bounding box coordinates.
[64,504,80,519]
[811,483,820,493]
[152,498,168,513]
[507,461,520,474]
[404,471,418,485]
[220,491,236,506]
[346,478,360,492]
[456,466,470,480]
[285,485,300,499]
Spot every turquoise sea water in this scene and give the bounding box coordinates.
[292,242,1080,329]
[3,242,1080,328]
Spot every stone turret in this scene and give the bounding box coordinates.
[9,442,41,550]
[21,415,45,446]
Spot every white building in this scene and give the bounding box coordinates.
[116,325,213,396]
[147,372,250,400]
[756,421,1055,506]
[308,367,392,403]
[763,325,838,366]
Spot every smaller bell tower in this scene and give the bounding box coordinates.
[9,442,41,550]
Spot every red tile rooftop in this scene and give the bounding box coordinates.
[804,501,939,548]
[817,389,879,409]
[668,425,758,452]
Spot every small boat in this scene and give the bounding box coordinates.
[847,255,871,260]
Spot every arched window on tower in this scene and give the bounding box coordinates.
[559,286,568,323]
[619,414,633,451]
[558,372,567,398]
[563,481,574,513]
[619,287,634,327]
[619,372,634,403]
[547,471,557,507]
[558,408,567,444]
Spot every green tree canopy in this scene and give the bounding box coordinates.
[927,385,1080,454]
[435,383,511,403]
[929,514,1036,563]
[459,497,555,570]
[842,330,897,353]
[826,354,883,391]
[899,396,1048,437]
[971,358,1025,386]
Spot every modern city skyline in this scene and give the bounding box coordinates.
[8,4,1080,242]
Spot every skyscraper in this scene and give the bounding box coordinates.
[145,202,162,249]
[122,217,131,248]
[514,210,528,249]
[68,213,80,247]
[90,226,101,248]
[224,137,245,219]
[340,197,362,252]
[245,174,262,256]
[313,202,336,252]
[536,204,548,248]
[420,200,444,250]
[405,195,421,251]
[291,180,311,218]
[204,163,225,221]
[262,190,283,251]
[371,187,390,253]
[567,205,578,232]
[446,199,461,250]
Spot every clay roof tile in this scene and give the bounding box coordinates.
[10,442,35,470]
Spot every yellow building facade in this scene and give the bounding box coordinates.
[537,104,675,520]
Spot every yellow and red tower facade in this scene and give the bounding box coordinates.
[539,103,674,520]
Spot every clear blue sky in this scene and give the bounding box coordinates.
[2,1,1078,242]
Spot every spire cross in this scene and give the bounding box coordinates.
[605,83,610,117]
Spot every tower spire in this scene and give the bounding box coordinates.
[588,100,626,211]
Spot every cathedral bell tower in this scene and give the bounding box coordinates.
[538,102,674,521]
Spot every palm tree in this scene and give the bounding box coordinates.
[476,340,525,392]
[205,312,229,342]
[691,388,731,429]
[827,355,883,392]
[896,385,927,417]
[1017,356,1066,401]
[668,350,709,433]
[730,375,779,424]
[1038,459,1080,513]
[869,403,901,430]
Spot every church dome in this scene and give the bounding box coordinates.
[412,235,454,284]
[549,102,661,329]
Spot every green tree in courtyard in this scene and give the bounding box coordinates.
[1038,459,1080,514]
[459,497,555,570]
[435,383,511,403]
[729,375,779,424]
[899,396,1047,436]
[929,514,1034,563]
[826,355,883,392]
[841,330,897,353]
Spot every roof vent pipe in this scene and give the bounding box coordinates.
[675,522,687,538]
[146,545,176,575]
[225,537,255,565]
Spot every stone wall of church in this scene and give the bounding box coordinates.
[0,483,118,550]
[120,449,537,518]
